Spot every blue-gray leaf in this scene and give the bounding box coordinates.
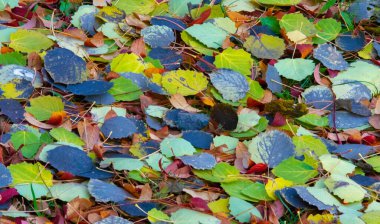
[88,179,133,203]
[179,153,217,170]
[141,25,175,48]
[266,65,283,93]
[45,48,87,84]
[209,69,249,102]
[101,116,137,139]
[313,44,348,71]
[328,111,369,129]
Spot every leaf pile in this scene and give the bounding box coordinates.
[0,0,380,223]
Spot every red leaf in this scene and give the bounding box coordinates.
[247,163,268,174]
[190,9,211,26]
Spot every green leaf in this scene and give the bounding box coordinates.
[325,174,366,203]
[108,77,143,101]
[331,61,380,94]
[100,158,144,171]
[170,209,221,224]
[214,48,254,76]
[114,0,156,15]
[257,0,301,6]
[181,31,215,56]
[296,114,329,127]
[160,137,196,157]
[208,198,230,213]
[194,162,240,183]
[9,29,54,53]
[279,13,316,39]
[260,16,281,34]
[110,53,146,73]
[213,18,237,34]
[147,208,170,223]
[169,0,202,17]
[313,18,341,44]
[221,180,260,202]
[11,131,41,159]
[366,156,380,173]
[229,197,262,223]
[0,52,26,66]
[25,96,65,121]
[245,34,286,59]
[8,162,53,187]
[184,23,228,49]
[241,182,272,201]
[292,135,329,156]
[274,59,315,81]
[50,128,85,146]
[272,157,318,184]
[162,70,208,96]
[319,154,356,175]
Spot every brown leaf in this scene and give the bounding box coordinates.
[28,52,42,70]
[169,94,201,113]
[138,183,153,200]
[183,188,220,201]
[24,113,56,129]
[77,119,100,150]
[131,38,147,57]
[66,198,93,223]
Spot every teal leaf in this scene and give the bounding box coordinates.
[184,23,228,49]
[229,197,262,223]
[274,59,315,81]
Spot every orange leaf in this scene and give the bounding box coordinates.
[47,111,67,125]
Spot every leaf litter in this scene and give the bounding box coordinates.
[0,0,379,223]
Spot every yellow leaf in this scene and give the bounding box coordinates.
[265,177,293,199]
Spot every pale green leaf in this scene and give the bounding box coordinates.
[169,0,202,17]
[320,154,356,175]
[274,59,315,81]
[214,48,253,76]
[181,31,215,56]
[325,174,366,203]
[234,110,261,132]
[222,0,256,12]
[293,135,329,156]
[185,23,228,49]
[361,211,380,224]
[50,128,85,146]
[100,158,144,171]
[257,0,301,6]
[50,183,90,202]
[221,180,260,202]
[160,137,196,157]
[15,183,49,200]
[229,197,262,223]
[331,61,380,94]
[9,29,53,53]
[170,209,221,224]
[0,0,19,10]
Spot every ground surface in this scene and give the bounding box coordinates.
[0,0,380,223]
